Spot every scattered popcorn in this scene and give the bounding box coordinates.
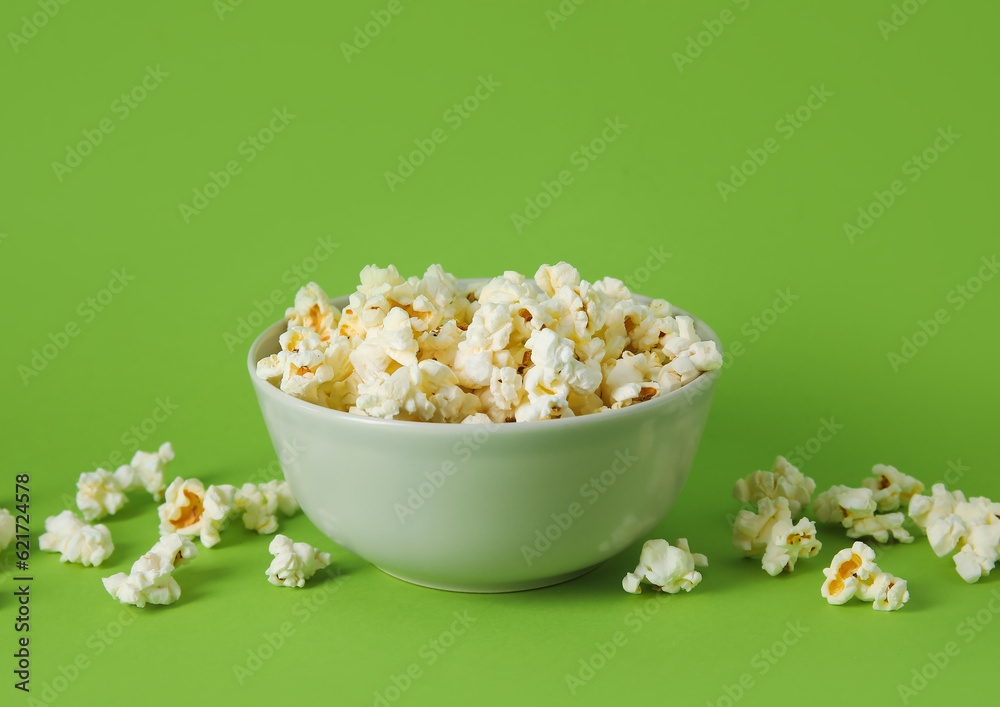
[821,541,908,611]
[733,456,816,517]
[123,442,175,500]
[102,534,197,608]
[862,464,924,512]
[236,480,299,534]
[908,483,967,531]
[869,572,910,611]
[76,468,128,521]
[265,535,332,588]
[622,538,707,594]
[761,517,822,575]
[813,483,913,544]
[733,497,791,557]
[733,497,821,575]
[38,511,114,567]
[0,509,16,551]
[953,523,1000,583]
[158,478,238,548]
[259,263,721,423]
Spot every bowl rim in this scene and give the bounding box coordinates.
[247,281,723,433]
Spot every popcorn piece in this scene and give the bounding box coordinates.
[687,340,722,371]
[862,464,924,512]
[846,512,914,544]
[869,573,909,611]
[821,570,859,605]
[286,282,339,341]
[908,483,966,532]
[236,480,298,534]
[157,478,238,548]
[102,533,197,608]
[812,484,853,524]
[733,456,816,517]
[128,442,175,500]
[953,523,1000,583]
[761,517,822,576]
[0,509,14,551]
[461,412,493,424]
[76,469,128,521]
[39,511,114,567]
[733,497,791,556]
[925,514,969,557]
[623,538,707,594]
[265,534,332,588]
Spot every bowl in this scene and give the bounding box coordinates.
[247,281,722,592]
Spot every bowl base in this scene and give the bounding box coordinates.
[375,563,602,593]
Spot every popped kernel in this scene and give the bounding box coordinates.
[39,511,114,567]
[761,517,822,576]
[733,456,816,517]
[733,497,791,557]
[622,538,707,594]
[265,534,332,588]
[821,541,909,611]
[76,468,128,522]
[236,480,298,534]
[102,533,197,608]
[861,464,924,512]
[157,478,238,548]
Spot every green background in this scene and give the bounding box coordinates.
[2,1,998,705]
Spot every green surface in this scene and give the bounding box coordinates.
[2,1,999,705]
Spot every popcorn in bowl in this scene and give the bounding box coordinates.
[255,263,722,423]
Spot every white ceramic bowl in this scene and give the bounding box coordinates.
[248,284,722,592]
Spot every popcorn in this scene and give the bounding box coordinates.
[732,456,816,517]
[127,442,175,500]
[286,282,339,342]
[38,511,114,567]
[925,514,969,557]
[76,469,128,521]
[821,541,908,611]
[761,517,821,576]
[846,512,913,544]
[236,480,299,534]
[102,534,197,608]
[265,535,332,588]
[869,573,910,611]
[733,497,792,556]
[158,478,238,548]
[622,538,707,594]
[953,523,1000,583]
[908,483,966,531]
[862,464,924,512]
[259,263,720,423]
[0,509,14,551]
